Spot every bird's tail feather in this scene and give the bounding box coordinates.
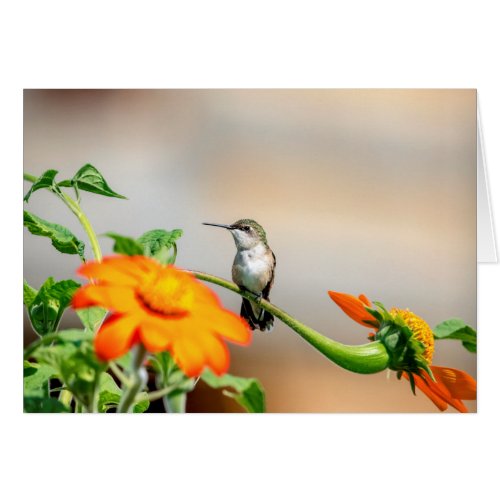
[240,298,274,332]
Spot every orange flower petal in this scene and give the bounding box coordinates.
[173,336,207,377]
[144,314,232,375]
[139,319,175,352]
[406,370,470,413]
[405,372,449,411]
[77,255,156,286]
[421,369,469,413]
[74,255,253,376]
[197,306,252,345]
[328,291,378,328]
[94,314,140,361]
[358,294,372,307]
[193,332,230,375]
[72,284,141,313]
[190,279,223,307]
[431,366,477,400]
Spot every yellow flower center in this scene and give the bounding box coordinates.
[390,307,434,363]
[138,269,194,316]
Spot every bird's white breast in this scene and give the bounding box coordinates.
[233,243,272,293]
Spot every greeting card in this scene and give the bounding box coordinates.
[24,89,490,413]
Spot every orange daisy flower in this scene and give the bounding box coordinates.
[328,291,476,413]
[72,256,251,377]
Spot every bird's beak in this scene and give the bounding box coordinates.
[202,222,234,230]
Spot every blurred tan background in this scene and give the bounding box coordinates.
[23,89,477,412]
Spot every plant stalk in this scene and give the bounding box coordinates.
[117,344,147,413]
[23,172,102,262]
[189,270,389,374]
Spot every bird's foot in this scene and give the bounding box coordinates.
[240,286,263,304]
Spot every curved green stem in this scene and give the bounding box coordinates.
[117,344,147,413]
[24,172,102,262]
[136,385,172,404]
[58,191,102,262]
[109,361,131,387]
[190,271,389,375]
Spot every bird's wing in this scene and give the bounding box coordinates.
[262,251,276,300]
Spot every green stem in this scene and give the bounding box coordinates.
[190,271,389,374]
[58,192,102,262]
[23,173,38,183]
[84,370,102,414]
[136,385,172,404]
[117,344,147,413]
[109,361,131,387]
[24,172,102,262]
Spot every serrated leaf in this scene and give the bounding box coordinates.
[23,280,38,308]
[24,360,57,398]
[32,339,107,411]
[76,307,107,333]
[201,370,265,413]
[24,210,85,259]
[57,342,107,410]
[138,229,183,264]
[24,328,92,360]
[24,169,59,202]
[434,318,477,354]
[104,232,144,256]
[71,164,126,199]
[24,396,70,413]
[26,278,81,336]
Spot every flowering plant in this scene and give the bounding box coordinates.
[23,165,477,413]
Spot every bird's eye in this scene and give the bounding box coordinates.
[243,226,250,231]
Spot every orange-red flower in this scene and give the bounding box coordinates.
[328,290,476,413]
[72,256,251,377]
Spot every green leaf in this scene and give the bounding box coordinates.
[138,229,183,264]
[434,318,477,353]
[24,396,70,413]
[24,360,57,398]
[201,370,266,413]
[24,328,92,360]
[462,342,476,353]
[70,164,126,199]
[26,278,81,336]
[24,210,85,259]
[57,329,95,344]
[76,307,107,333]
[23,280,38,308]
[57,180,73,188]
[97,373,121,413]
[104,232,144,256]
[133,398,150,413]
[57,342,107,410]
[149,352,195,412]
[97,373,149,413]
[24,169,59,202]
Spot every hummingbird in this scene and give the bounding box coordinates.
[203,219,275,332]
